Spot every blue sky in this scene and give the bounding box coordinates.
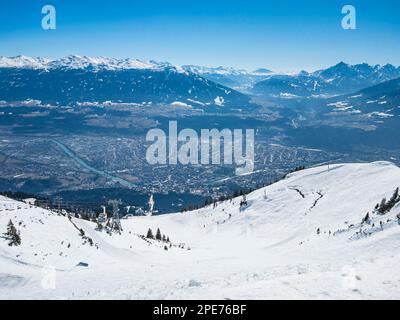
[0,0,399,72]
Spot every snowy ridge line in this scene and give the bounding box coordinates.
[0,55,187,73]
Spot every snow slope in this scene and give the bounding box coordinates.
[1,161,400,299]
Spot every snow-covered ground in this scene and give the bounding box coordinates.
[1,161,400,299]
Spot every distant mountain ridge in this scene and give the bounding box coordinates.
[183,65,273,91]
[0,55,256,110]
[324,76,400,119]
[0,55,183,72]
[1,56,398,107]
[253,62,400,98]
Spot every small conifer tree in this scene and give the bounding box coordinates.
[146,228,154,239]
[4,220,21,246]
[156,228,162,241]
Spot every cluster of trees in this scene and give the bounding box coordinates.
[146,227,170,242]
[181,188,257,212]
[3,164,307,218]
[282,166,306,179]
[68,211,96,221]
[292,165,306,172]
[375,187,400,215]
[3,220,21,246]
[0,191,101,221]
[67,216,95,246]
[78,228,93,246]
[181,165,306,213]
[0,191,41,201]
[240,195,248,208]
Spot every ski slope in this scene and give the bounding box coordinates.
[1,161,400,299]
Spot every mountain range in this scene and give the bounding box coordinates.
[253,62,400,98]
[182,65,273,91]
[323,77,400,120]
[0,55,399,111]
[0,55,254,110]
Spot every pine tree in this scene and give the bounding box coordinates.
[156,228,162,241]
[378,198,387,214]
[4,220,21,246]
[388,188,399,208]
[146,228,154,239]
[361,212,370,224]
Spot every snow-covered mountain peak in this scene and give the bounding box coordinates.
[254,61,400,97]
[0,55,50,69]
[0,55,186,72]
[251,68,273,75]
[181,65,274,90]
[183,65,273,76]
